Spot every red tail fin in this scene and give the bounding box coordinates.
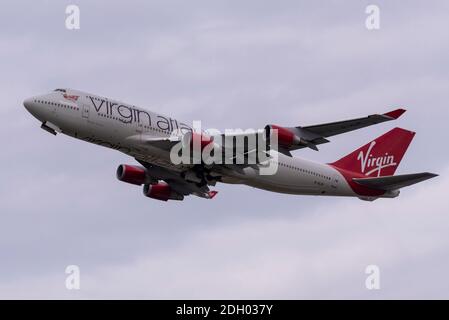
[330,128,415,177]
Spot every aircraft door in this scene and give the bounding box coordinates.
[82,104,90,119]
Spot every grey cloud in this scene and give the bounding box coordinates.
[1,166,448,299]
[0,0,448,299]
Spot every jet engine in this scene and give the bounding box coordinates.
[143,182,184,201]
[116,164,148,185]
[264,125,302,148]
[265,125,318,151]
[182,131,214,150]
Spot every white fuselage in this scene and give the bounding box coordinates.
[23,89,368,199]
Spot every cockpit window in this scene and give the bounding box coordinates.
[54,88,66,93]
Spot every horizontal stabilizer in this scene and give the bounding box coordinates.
[353,172,438,191]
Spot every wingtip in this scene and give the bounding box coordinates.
[383,108,407,119]
[207,191,218,199]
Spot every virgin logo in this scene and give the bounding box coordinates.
[63,94,79,102]
[357,141,397,176]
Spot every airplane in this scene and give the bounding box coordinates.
[23,88,437,202]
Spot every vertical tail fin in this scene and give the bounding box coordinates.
[330,127,415,177]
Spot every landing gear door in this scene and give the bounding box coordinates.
[82,104,90,119]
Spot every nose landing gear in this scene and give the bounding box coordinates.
[40,121,60,135]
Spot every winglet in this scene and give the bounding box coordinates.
[207,191,218,199]
[383,108,407,119]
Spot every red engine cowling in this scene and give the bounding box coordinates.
[265,125,300,148]
[183,131,214,150]
[116,164,147,185]
[192,132,214,150]
[143,183,184,201]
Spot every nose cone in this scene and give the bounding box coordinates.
[23,96,44,121]
[23,97,34,112]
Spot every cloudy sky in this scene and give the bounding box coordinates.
[1,0,448,299]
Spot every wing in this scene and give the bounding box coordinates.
[125,134,182,151]
[288,109,406,151]
[353,172,438,191]
[131,109,406,165]
[301,109,406,138]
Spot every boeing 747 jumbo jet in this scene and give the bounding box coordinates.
[23,89,437,202]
